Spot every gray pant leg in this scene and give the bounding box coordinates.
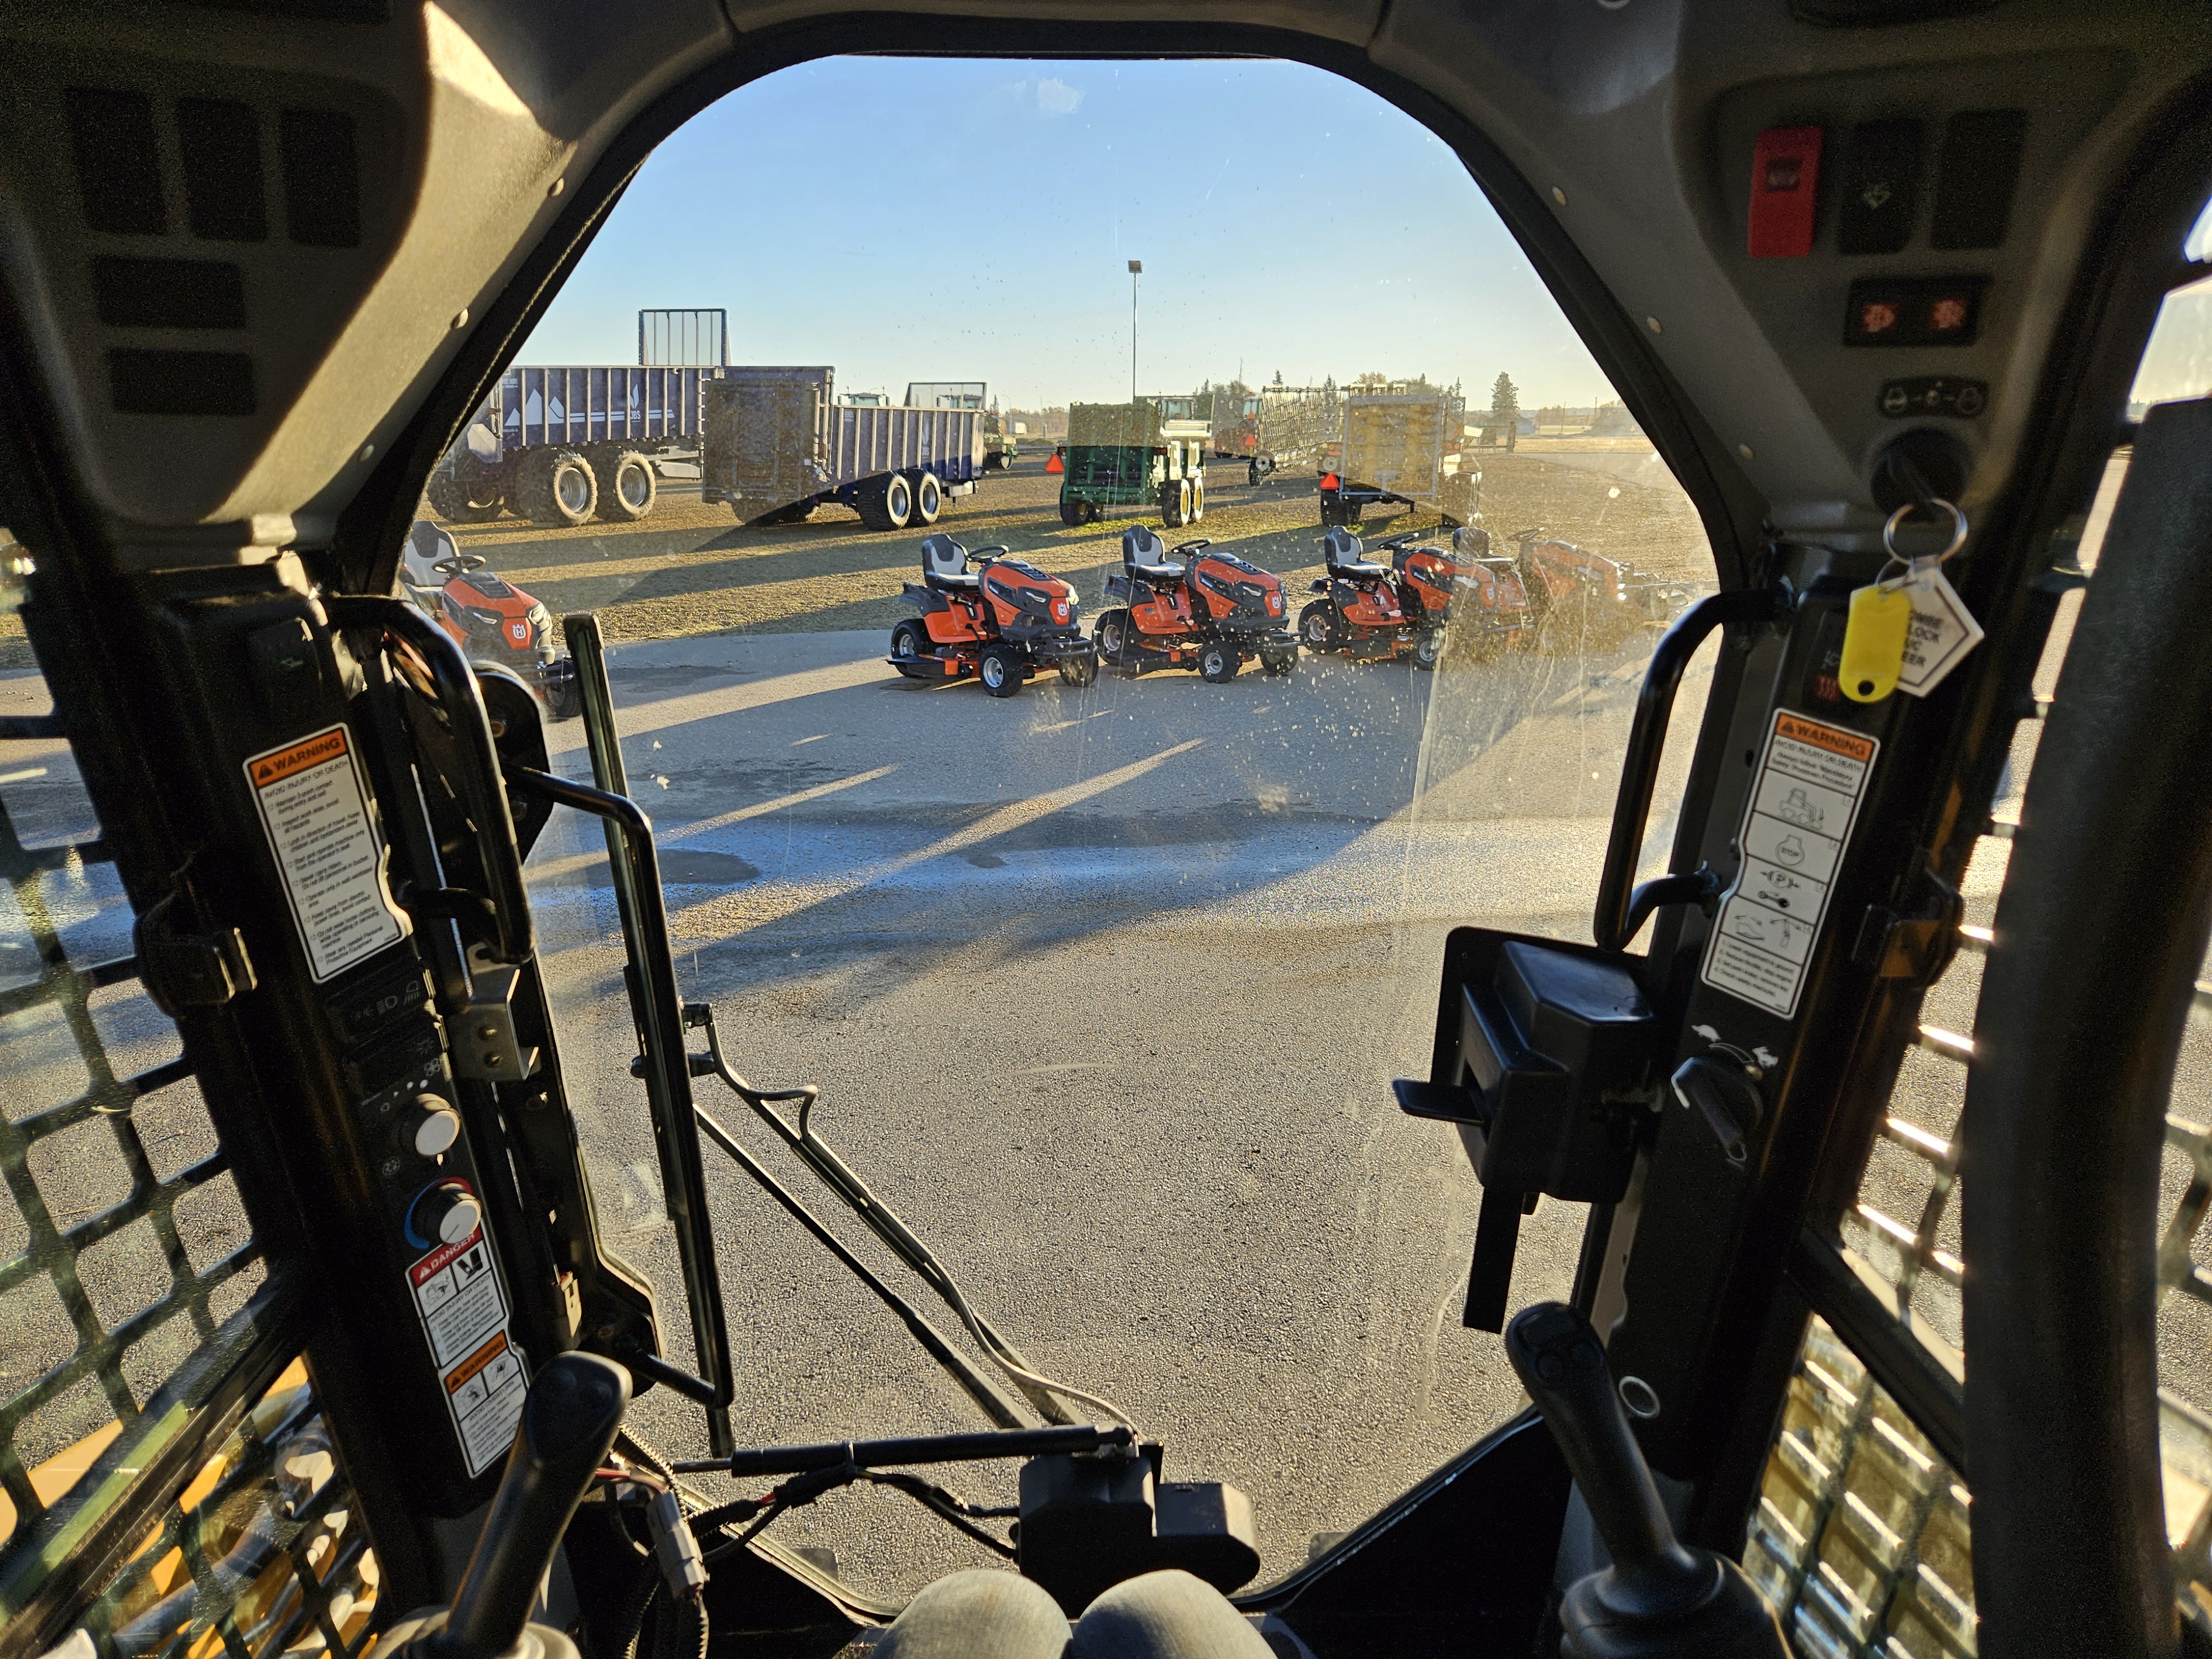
[877,1569,1071,1659]
[1070,1571,1274,1659]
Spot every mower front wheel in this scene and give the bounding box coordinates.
[1261,647,1297,678]
[1413,629,1444,672]
[1058,651,1099,688]
[978,644,1022,698]
[1198,641,1240,684]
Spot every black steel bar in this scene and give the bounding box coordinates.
[1786,1230,1965,1478]
[1593,587,1780,951]
[322,596,533,964]
[500,755,734,1457]
[671,1422,1131,1479]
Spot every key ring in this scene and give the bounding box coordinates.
[1882,497,1968,564]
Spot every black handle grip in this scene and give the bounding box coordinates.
[1504,1304,1704,1598]
[325,595,534,964]
[438,1354,631,1659]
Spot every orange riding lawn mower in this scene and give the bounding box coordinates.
[1504,524,1699,649]
[400,521,581,718]
[1298,526,1464,670]
[888,533,1100,696]
[1093,525,1301,684]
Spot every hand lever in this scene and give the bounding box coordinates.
[383,1353,633,1659]
[1505,1303,1785,1658]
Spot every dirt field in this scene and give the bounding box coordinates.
[420,448,1715,647]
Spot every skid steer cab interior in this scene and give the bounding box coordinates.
[888,533,1098,695]
[3,6,2212,1659]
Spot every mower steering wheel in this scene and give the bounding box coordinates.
[968,545,1011,562]
[432,554,487,576]
[1171,539,1211,556]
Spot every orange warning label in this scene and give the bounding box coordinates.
[445,1330,510,1395]
[1774,712,1876,765]
[248,727,349,789]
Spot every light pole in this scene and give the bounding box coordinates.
[1128,259,1141,404]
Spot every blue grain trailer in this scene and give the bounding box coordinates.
[700,368,986,531]
[426,364,720,526]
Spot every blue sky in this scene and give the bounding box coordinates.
[518,58,1619,410]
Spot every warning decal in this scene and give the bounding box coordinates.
[409,1226,529,1477]
[1700,711,1880,1020]
[244,725,408,982]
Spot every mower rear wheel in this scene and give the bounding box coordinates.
[1301,601,1344,651]
[1413,629,1444,671]
[978,644,1022,697]
[1093,609,1131,665]
[1198,641,1239,684]
[890,620,931,665]
[1058,652,1099,688]
[914,472,943,526]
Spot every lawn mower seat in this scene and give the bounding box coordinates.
[403,519,459,589]
[921,534,981,593]
[1322,526,1388,581]
[1122,525,1186,586]
[1452,525,1493,559]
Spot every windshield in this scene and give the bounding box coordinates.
[474,54,1721,1595]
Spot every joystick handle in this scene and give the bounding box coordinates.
[1505,1303,1707,1603]
[1506,1303,1787,1657]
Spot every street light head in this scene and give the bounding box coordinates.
[1128,259,1142,274]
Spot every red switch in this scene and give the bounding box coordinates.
[1749,126,1823,258]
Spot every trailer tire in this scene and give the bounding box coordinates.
[1190,478,1206,523]
[518,448,597,527]
[594,448,657,523]
[857,473,913,533]
[1161,481,1186,529]
[750,500,816,526]
[1059,498,1085,528]
[914,472,943,526]
[427,470,503,523]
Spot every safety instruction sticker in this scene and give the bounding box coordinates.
[244,726,408,982]
[409,1227,529,1477]
[1700,711,1880,1020]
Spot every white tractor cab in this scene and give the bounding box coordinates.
[3,9,2211,1659]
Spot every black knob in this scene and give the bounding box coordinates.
[1506,1303,1786,1657]
[435,1353,633,1659]
[411,1181,482,1248]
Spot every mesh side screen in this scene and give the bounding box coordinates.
[70,1360,379,1659]
[0,734,263,1575]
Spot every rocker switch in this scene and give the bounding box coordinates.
[1749,126,1823,258]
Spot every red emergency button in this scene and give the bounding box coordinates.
[1748,126,1823,258]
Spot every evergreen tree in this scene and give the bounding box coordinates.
[1490,372,1520,424]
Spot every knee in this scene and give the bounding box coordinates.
[878,1569,1070,1659]
[1072,1571,1272,1659]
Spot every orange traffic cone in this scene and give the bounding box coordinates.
[1045,447,1065,474]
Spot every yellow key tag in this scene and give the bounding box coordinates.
[1840,580,1914,703]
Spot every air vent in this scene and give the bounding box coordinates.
[109,348,255,416]
[279,108,360,248]
[176,98,268,242]
[65,88,166,236]
[93,257,246,328]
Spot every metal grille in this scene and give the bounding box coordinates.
[0,728,259,1564]
[1747,1316,1975,1659]
[69,1359,378,1659]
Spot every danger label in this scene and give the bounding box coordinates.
[244,726,408,982]
[1700,711,1879,1020]
[409,1227,528,1477]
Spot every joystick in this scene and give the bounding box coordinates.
[1505,1303,1786,1658]
[380,1353,633,1659]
